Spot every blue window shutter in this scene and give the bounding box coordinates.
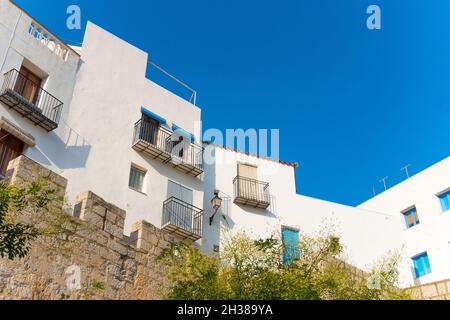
[282,228,300,265]
[439,192,450,212]
[413,253,431,278]
[413,257,420,278]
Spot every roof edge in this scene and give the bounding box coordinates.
[9,0,81,57]
[203,141,299,168]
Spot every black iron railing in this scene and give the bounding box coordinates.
[233,176,271,206]
[0,69,63,130]
[162,197,203,239]
[133,119,203,170]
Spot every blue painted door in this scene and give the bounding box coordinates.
[282,227,300,265]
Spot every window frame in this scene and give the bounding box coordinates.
[402,206,420,229]
[128,164,147,194]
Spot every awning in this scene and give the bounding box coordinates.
[172,124,195,143]
[0,117,36,147]
[141,107,167,125]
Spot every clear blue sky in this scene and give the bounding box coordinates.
[15,0,449,206]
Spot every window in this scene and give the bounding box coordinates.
[438,190,450,212]
[128,165,146,192]
[412,252,432,279]
[402,207,419,229]
[282,227,300,265]
[0,130,25,178]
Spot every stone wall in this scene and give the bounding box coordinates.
[410,279,450,300]
[0,156,185,300]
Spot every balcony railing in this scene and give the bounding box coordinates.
[162,197,203,241]
[132,119,204,177]
[0,69,63,131]
[233,176,271,209]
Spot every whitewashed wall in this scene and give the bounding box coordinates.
[62,22,203,234]
[0,0,80,171]
[202,145,413,286]
[358,157,450,286]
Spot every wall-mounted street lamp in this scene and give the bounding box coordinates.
[209,190,223,226]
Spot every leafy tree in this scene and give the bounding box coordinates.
[0,179,84,260]
[157,230,411,300]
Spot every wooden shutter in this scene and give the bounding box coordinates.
[0,130,25,177]
[141,114,160,145]
[406,213,414,227]
[237,164,258,200]
[17,66,42,104]
[238,163,257,179]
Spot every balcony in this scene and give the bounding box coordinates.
[132,119,204,177]
[162,197,203,241]
[233,176,271,209]
[0,69,63,132]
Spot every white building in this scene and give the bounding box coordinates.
[0,0,80,177]
[0,0,448,289]
[201,144,409,285]
[0,0,204,241]
[358,157,450,286]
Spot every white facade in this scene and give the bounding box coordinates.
[201,145,410,286]
[0,0,80,171]
[358,157,450,286]
[60,22,204,234]
[0,0,448,290]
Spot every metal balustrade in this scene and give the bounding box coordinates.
[0,69,63,132]
[233,176,271,209]
[162,197,203,241]
[132,119,204,177]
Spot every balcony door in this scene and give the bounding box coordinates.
[0,130,24,178]
[140,114,159,146]
[14,66,42,105]
[238,163,258,201]
[167,180,194,231]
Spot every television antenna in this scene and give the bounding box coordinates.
[379,176,389,191]
[401,164,412,179]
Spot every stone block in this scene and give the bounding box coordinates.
[437,281,448,296]
[421,284,438,299]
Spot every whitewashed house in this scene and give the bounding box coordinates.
[358,157,450,286]
[0,0,448,289]
[0,0,205,241]
[0,0,80,178]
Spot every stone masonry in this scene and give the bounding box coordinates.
[0,156,186,300]
[409,279,450,300]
